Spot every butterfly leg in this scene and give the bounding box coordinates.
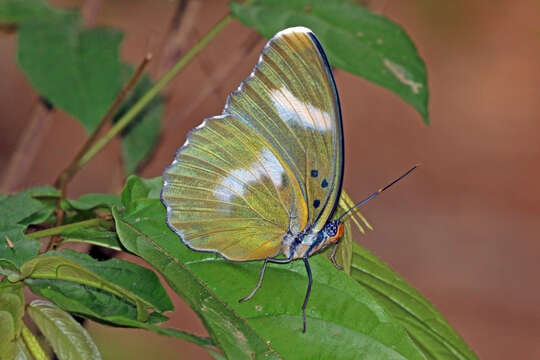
[329,243,343,270]
[238,259,268,303]
[301,257,312,333]
[239,257,293,303]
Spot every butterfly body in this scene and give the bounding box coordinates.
[282,220,344,259]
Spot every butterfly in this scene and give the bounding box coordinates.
[161,26,416,332]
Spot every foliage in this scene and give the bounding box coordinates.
[0,0,478,359]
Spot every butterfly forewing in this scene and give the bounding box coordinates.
[162,27,343,261]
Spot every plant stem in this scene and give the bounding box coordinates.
[54,54,153,189]
[29,218,109,239]
[46,54,152,251]
[21,325,48,360]
[74,13,232,172]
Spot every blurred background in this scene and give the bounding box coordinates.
[2,0,539,358]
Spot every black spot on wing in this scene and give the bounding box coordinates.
[321,179,328,188]
[311,170,318,178]
[313,199,320,208]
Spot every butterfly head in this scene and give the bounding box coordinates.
[323,220,345,244]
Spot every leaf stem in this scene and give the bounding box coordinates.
[29,218,110,239]
[21,324,49,360]
[74,13,232,172]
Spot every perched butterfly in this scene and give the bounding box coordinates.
[162,27,416,332]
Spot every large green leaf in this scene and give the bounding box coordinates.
[230,0,429,123]
[27,300,102,360]
[17,11,123,132]
[113,177,426,359]
[112,204,280,360]
[115,67,163,174]
[350,243,478,359]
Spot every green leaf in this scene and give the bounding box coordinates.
[18,249,173,318]
[0,280,24,334]
[115,66,163,174]
[60,227,122,251]
[0,186,57,226]
[25,278,169,324]
[230,0,429,123]
[112,204,279,360]
[114,178,426,359]
[121,176,162,207]
[0,224,41,273]
[0,281,24,359]
[0,0,55,25]
[350,243,478,360]
[65,193,122,211]
[17,12,124,132]
[27,300,102,360]
[0,311,16,359]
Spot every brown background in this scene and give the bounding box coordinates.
[1,0,539,358]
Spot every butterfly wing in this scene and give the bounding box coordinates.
[225,27,344,233]
[162,27,343,261]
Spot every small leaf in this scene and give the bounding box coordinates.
[60,227,122,251]
[0,311,16,359]
[0,224,41,272]
[25,278,167,325]
[0,0,55,25]
[19,250,172,320]
[65,193,122,211]
[27,300,102,360]
[230,0,429,123]
[0,186,57,226]
[0,280,24,335]
[350,243,478,359]
[121,176,162,207]
[115,66,163,174]
[17,12,124,132]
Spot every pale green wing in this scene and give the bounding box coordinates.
[225,27,344,232]
[162,27,343,261]
[162,114,306,261]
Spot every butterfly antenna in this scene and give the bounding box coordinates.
[337,165,419,222]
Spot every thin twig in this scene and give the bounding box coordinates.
[73,13,232,173]
[47,54,152,251]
